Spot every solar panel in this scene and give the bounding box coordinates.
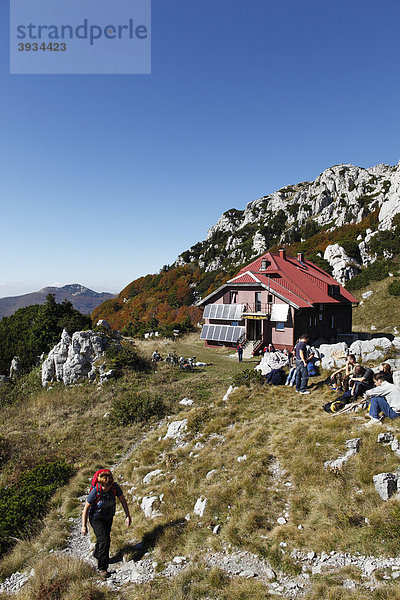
[200,324,245,342]
[227,328,235,342]
[222,305,230,319]
[203,304,244,321]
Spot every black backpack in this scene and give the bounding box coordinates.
[323,392,352,414]
[265,368,286,385]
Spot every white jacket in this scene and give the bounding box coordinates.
[365,381,400,412]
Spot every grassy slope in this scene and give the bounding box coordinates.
[1,331,400,599]
[352,275,400,335]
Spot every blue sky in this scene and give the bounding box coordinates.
[1,0,400,297]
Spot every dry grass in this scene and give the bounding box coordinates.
[120,563,275,600]
[2,333,400,598]
[302,572,400,600]
[15,555,112,600]
[352,271,400,334]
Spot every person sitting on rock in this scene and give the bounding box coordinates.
[349,364,375,399]
[152,350,162,362]
[379,362,394,383]
[329,354,357,391]
[364,372,400,425]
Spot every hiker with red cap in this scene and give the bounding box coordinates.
[81,469,131,579]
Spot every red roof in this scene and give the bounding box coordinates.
[228,272,261,285]
[227,251,359,308]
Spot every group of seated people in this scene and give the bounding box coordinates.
[330,354,399,424]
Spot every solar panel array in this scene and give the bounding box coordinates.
[203,303,244,321]
[200,324,245,343]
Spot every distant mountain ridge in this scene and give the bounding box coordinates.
[0,284,115,319]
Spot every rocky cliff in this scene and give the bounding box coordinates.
[175,161,400,285]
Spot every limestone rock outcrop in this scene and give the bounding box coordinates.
[175,161,400,283]
[323,244,361,285]
[349,337,393,363]
[324,438,360,472]
[373,473,398,501]
[318,338,399,369]
[318,342,348,370]
[41,329,115,387]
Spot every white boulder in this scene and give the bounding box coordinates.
[378,163,400,230]
[349,337,393,362]
[393,337,400,350]
[385,359,400,371]
[223,385,236,401]
[41,329,112,387]
[362,290,373,299]
[194,497,207,517]
[141,496,162,518]
[373,473,398,501]
[9,356,21,379]
[164,420,188,440]
[179,398,194,406]
[318,342,348,370]
[323,244,361,285]
[252,231,268,255]
[143,470,163,485]
[324,438,360,471]
[255,351,288,375]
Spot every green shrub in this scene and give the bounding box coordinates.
[307,253,333,275]
[346,259,396,291]
[339,238,361,262]
[301,220,321,240]
[388,280,400,296]
[0,366,43,408]
[232,369,265,388]
[105,345,151,375]
[0,460,74,555]
[287,203,299,217]
[367,260,395,281]
[346,272,370,291]
[111,391,165,426]
[369,229,400,258]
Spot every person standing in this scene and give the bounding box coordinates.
[237,342,244,362]
[81,470,131,578]
[295,333,312,395]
